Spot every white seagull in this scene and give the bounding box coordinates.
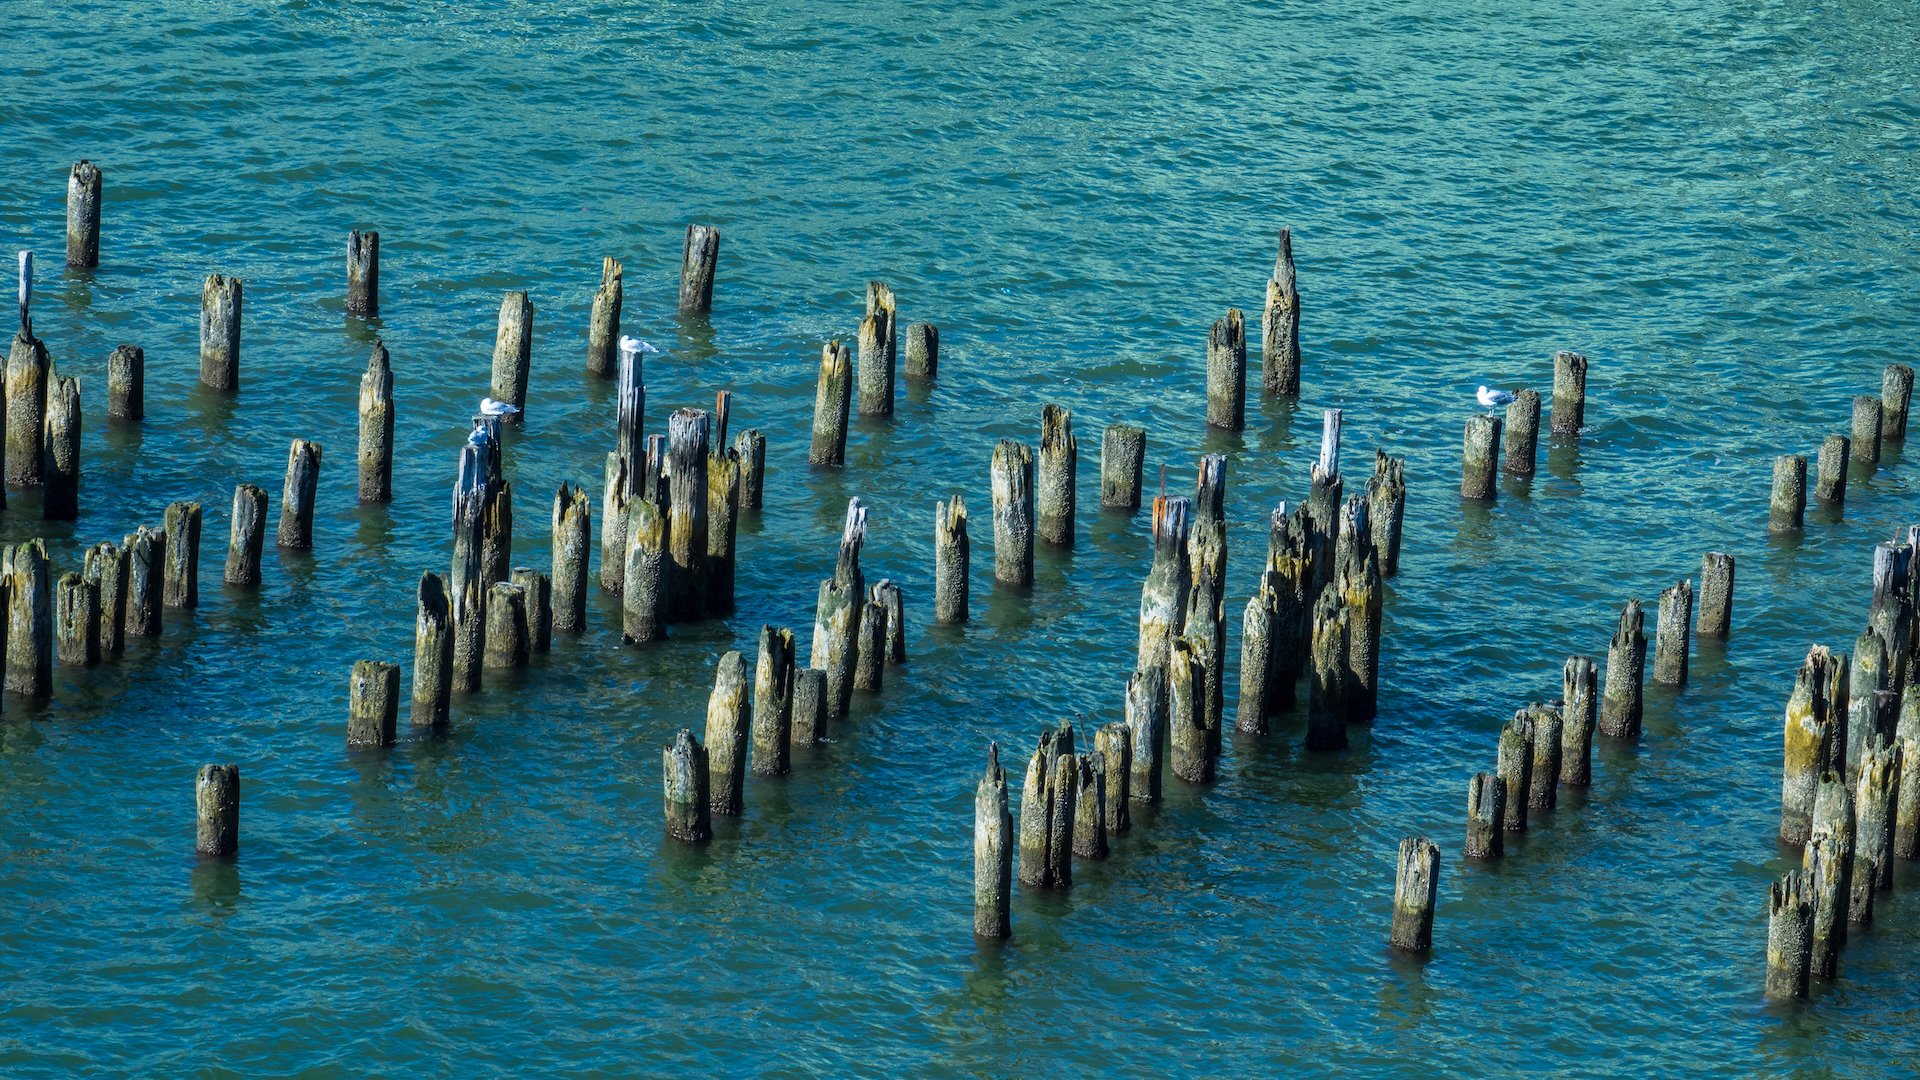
[619,335,659,357]
[1477,385,1516,411]
[478,397,522,417]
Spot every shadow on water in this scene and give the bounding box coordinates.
[1456,499,1497,548]
[1546,437,1582,481]
[1255,396,1300,454]
[188,383,239,432]
[673,314,717,365]
[352,502,395,553]
[189,855,242,913]
[342,316,382,349]
[1498,471,1533,502]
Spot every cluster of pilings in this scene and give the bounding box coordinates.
[1766,365,1913,529]
[807,281,939,466]
[1202,230,1304,431]
[1460,351,1587,501]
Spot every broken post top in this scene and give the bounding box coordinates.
[1271,227,1296,293]
[1193,454,1226,525]
[1318,408,1343,482]
[1151,495,1193,560]
[363,340,392,395]
[866,280,896,319]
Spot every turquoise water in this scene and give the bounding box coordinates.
[4,0,1920,1072]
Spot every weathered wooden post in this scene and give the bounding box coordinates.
[357,342,393,503]
[485,480,521,593]
[857,281,897,417]
[223,484,267,587]
[812,578,857,720]
[1782,646,1843,845]
[1550,350,1587,436]
[1126,667,1167,803]
[107,344,143,421]
[1206,308,1246,431]
[990,439,1036,587]
[1770,454,1807,531]
[1855,735,1897,901]
[1335,500,1382,722]
[906,323,939,381]
[1883,364,1913,442]
[7,541,50,697]
[277,440,321,549]
[1599,599,1646,739]
[707,413,740,615]
[1847,627,1889,782]
[1461,415,1500,501]
[6,315,48,487]
[1095,724,1130,834]
[1072,752,1107,860]
[1497,710,1534,832]
[345,230,379,318]
[704,650,751,816]
[1561,656,1598,785]
[1037,405,1076,547]
[1898,719,1920,860]
[54,571,99,666]
[1765,870,1814,999]
[1815,436,1849,505]
[346,660,400,748]
[872,580,905,663]
[791,669,827,747]
[601,455,630,594]
[751,627,796,777]
[1803,776,1853,978]
[450,446,488,691]
[666,408,710,620]
[1502,389,1541,476]
[1100,424,1145,510]
[482,581,529,669]
[411,572,452,729]
[1262,228,1301,397]
[1138,496,1192,671]
[84,541,126,657]
[1653,580,1693,686]
[1527,703,1563,811]
[490,291,532,410]
[550,483,590,635]
[195,764,240,857]
[123,526,162,639]
[1306,591,1350,751]
[622,487,670,645]
[678,225,719,316]
[734,429,765,511]
[66,161,102,269]
[1169,639,1212,782]
[41,373,80,519]
[853,598,887,692]
[1698,553,1734,638]
[809,341,851,467]
[1017,723,1076,888]
[200,274,242,390]
[162,500,201,609]
[1853,396,1883,467]
[934,494,969,623]
[663,729,712,843]
[1366,451,1406,577]
[1465,773,1505,858]
[1235,583,1276,736]
[586,257,623,378]
[974,744,1013,939]
[509,568,550,653]
[1388,837,1440,952]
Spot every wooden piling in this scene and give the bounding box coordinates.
[622,493,670,645]
[54,572,98,667]
[1262,228,1301,397]
[586,257,623,378]
[6,541,50,697]
[1698,553,1734,638]
[1366,451,1406,578]
[1598,599,1646,740]
[551,483,590,635]
[1771,454,1808,531]
[1852,396,1883,467]
[1497,710,1535,832]
[277,439,321,549]
[1461,415,1500,501]
[1502,389,1541,476]
[162,500,201,609]
[707,432,740,616]
[199,274,242,390]
[490,291,533,410]
[1169,639,1212,782]
[66,161,102,269]
[1100,423,1145,510]
[1782,645,1843,846]
[1306,591,1350,751]
[107,344,143,421]
[5,319,48,487]
[601,454,630,594]
[1803,775,1853,978]
[1095,723,1130,834]
[934,495,969,623]
[734,429,765,511]
[1527,703,1562,811]
[358,342,393,503]
[974,744,1013,938]
[1847,627,1889,782]
[868,579,904,664]
[1816,436,1849,505]
[989,440,1037,587]
[1335,499,1383,722]
[347,660,400,748]
[123,526,162,639]
[509,567,550,653]
[791,669,827,747]
[1071,753,1108,860]
[705,651,752,816]
[84,541,125,657]
[478,480,513,587]
[1465,772,1505,859]
[1653,580,1693,687]
[906,323,939,381]
[751,627,796,777]
[1765,870,1814,999]
[1235,584,1276,736]
[482,582,529,669]
[41,373,80,520]
[1018,723,1076,888]
[812,549,860,722]
[194,764,240,857]
[1138,496,1192,672]
[1126,666,1168,803]
[663,729,712,843]
[853,599,887,692]
[1206,307,1247,431]
[1882,363,1913,442]
[1560,656,1598,786]
[450,454,487,691]
[1550,350,1587,436]
[345,229,379,318]
[857,281,897,417]
[1388,837,1440,953]
[1037,404,1076,547]
[678,225,719,316]
[1898,707,1920,860]
[411,572,452,729]
[223,484,267,587]
[809,341,852,467]
[1855,735,1896,898]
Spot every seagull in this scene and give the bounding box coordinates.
[478,397,521,417]
[1477,385,1516,411]
[619,335,659,357]
[466,424,490,449]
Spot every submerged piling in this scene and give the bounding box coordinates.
[705,651,752,816]
[66,161,102,269]
[107,344,143,421]
[1037,405,1076,547]
[809,341,852,467]
[1653,580,1693,687]
[1461,415,1500,501]
[1766,870,1814,999]
[358,342,393,503]
[1698,553,1734,638]
[1550,350,1587,436]
[199,274,242,390]
[551,483,590,635]
[1126,667,1168,803]
[54,572,98,667]
[1599,599,1646,739]
[751,627,796,777]
[1100,423,1145,510]
[41,373,80,520]
[662,729,712,843]
[345,230,379,318]
[278,440,321,549]
[1853,396,1883,467]
[857,281,897,417]
[490,291,533,411]
[990,440,1036,587]
[1206,307,1247,431]
[1503,389,1541,476]
[679,225,719,316]
[6,541,51,697]
[346,660,400,748]
[224,484,267,587]
[586,257,623,378]
[906,323,939,381]
[934,495,969,623]
[411,572,452,729]
[974,744,1012,939]
[1497,710,1535,832]
[194,764,240,857]
[1771,455,1808,531]
[1816,435,1849,505]
[1882,364,1913,442]
[1388,838,1440,952]
[162,500,201,609]
[1262,229,1301,397]
[1561,656,1598,785]
[1465,773,1505,859]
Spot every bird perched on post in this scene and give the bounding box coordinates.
[1477,385,1516,413]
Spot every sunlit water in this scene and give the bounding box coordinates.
[4,0,1920,1072]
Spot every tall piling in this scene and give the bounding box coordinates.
[345,230,379,318]
[450,448,488,692]
[41,373,80,519]
[1803,776,1853,978]
[346,660,400,748]
[5,319,49,487]
[990,440,1036,587]
[666,408,710,620]
[551,483,590,635]
[679,225,719,316]
[107,344,143,421]
[1235,584,1276,736]
[490,291,533,410]
[1206,308,1246,431]
[1461,415,1500,501]
[601,454,630,594]
[1127,667,1168,803]
[974,744,1013,939]
[66,161,102,268]
[1138,496,1192,672]
[199,274,242,390]
[1882,364,1913,442]
[1169,639,1212,782]
[1503,389,1541,476]
[1816,435,1849,505]
[1771,454,1807,531]
[1465,773,1505,859]
[194,764,240,857]
[751,627,796,777]
[1100,423,1146,510]
[411,572,452,729]
[1847,627,1889,783]
[358,342,393,503]
[934,494,969,623]
[162,500,201,609]
[707,429,740,615]
[84,542,126,658]
[6,541,51,697]
[1497,710,1535,832]
[809,341,852,467]
[873,579,906,663]
[1855,735,1897,898]
[1388,838,1440,953]
[123,526,162,639]
[1782,646,1843,846]
[1766,870,1814,999]
[1599,599,1646,739]
[857,281,897,417]
[1698,553,1734,638]
[705,651,752,816]
[586,257,623,378]
[224,484,267,587]
[277,439,321,549]
[1561,656,1598,786]
[1037,404,1076,547]
[1653,580,1693,687]
[1306,591,1350,751]
[1853,396,1883,467]
[906,323,939,381]
[735,429,765,511]
[662,729,712,843]
[1366,451,1406,577]
[1262,228,1301,397]
[54,572,98,667]
[1550,350,1587,436]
